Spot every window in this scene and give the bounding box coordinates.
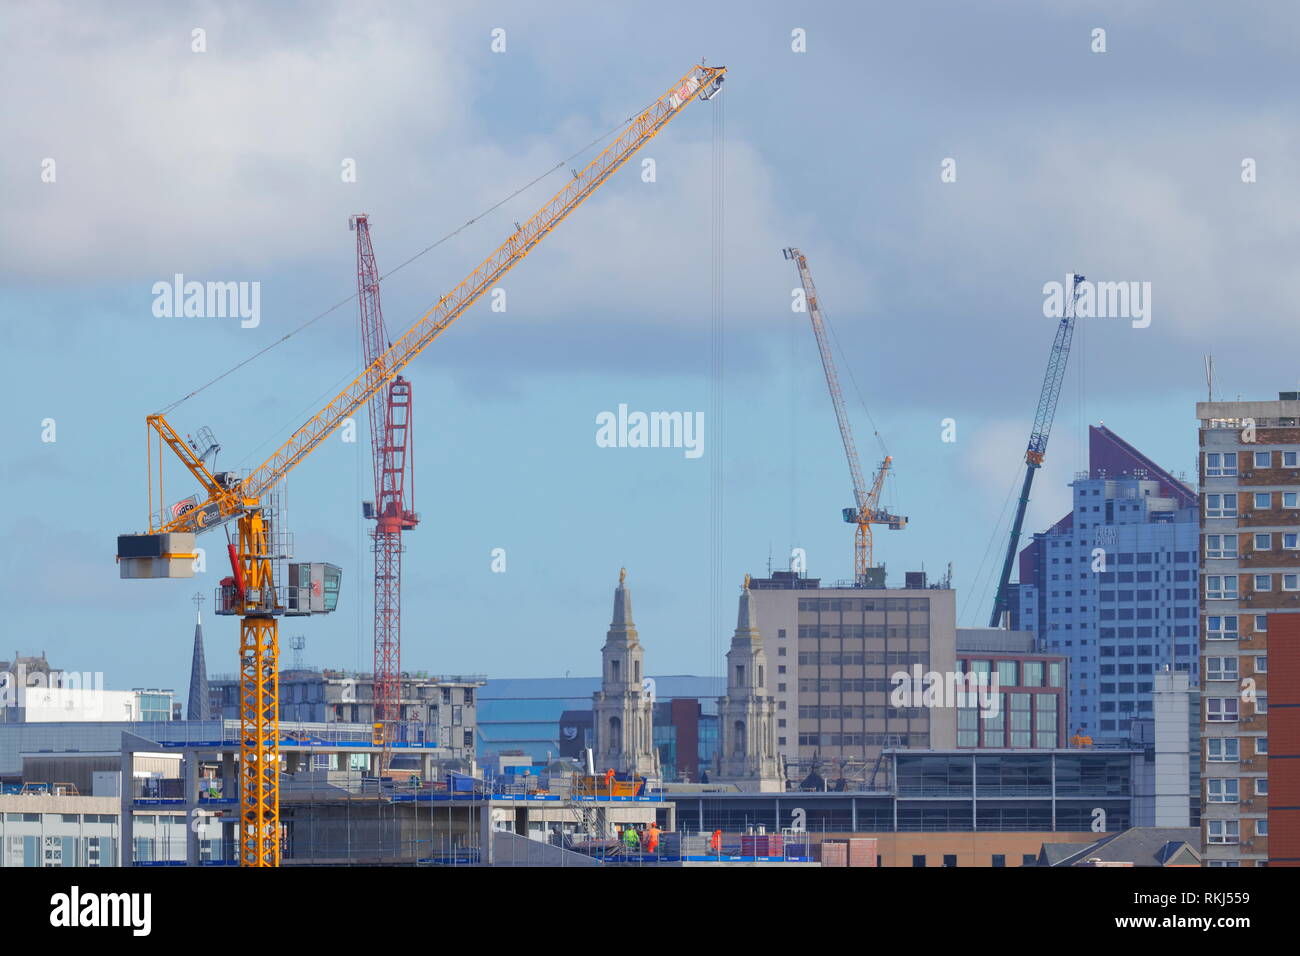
[1205,494,1237,517]
[911,855,926,868]
[991,854,1006,867]
[1206,453,1237,477]
[1288,492,1300,509]
[1022,854,1037,865]
[1206,534,1238,558]
[1287,451,1298,467]
[1255,574,1272,592]
[1255,533,1272,550]
[1255,451,1271,468]
[1284,574,1300,591]
[1207,698,1239,722]
[1208,778,1239,803]
[1256,778,1269,796]
[1255,656,1267,674]
[1206,657,1239,681]
[1207,738,1240,762]
[1257,738,1269,755]
[1206,576,1238,600]
[1286,533,1300,550]
[1257,819,1269,837]
[1256,695,1268,715]
[1255,492,1272,509]
[1255,615,1268,632]
[1206,616,1238,641]
[1208,820,1239,844]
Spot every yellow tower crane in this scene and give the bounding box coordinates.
[116,62,727,867]
[783,247,906,585]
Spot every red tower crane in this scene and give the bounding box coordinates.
[350,214,419,772]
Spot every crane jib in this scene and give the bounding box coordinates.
[139,63,726,537]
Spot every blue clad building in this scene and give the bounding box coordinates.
[1014,426,1199,745]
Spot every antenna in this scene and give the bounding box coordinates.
[191,591,205,621]
[289,635,306,672]
[1203,354,1215,402]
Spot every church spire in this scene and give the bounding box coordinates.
[608,566,637,643]
[734,573,759,642]
[187,592,210,721]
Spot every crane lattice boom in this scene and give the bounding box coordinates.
[147,64,726,534]
[783,247,906,585]
[988,273,1085,627]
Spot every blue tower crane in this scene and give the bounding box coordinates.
[989,273,1085,627]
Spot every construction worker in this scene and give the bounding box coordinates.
[604,768,616,794]
[709,829,722,854]
[623,825,640,851]
[646,822,661,853]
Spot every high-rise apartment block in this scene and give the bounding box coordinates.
[1015,426,1199,744]
[1197,395,1300,865]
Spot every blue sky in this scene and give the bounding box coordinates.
[3,1,1299,691]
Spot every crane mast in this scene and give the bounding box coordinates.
[988,273,1085,627]
[351,214,418,775]
[783,247,906,585]
[117,62,727,867]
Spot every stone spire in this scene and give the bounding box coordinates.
[610,566,635,637]
[716,574,783,791]
[187,593,210,721]
[734,572,759,644]
[593,568,659,780]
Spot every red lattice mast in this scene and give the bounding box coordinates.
[351,214,419,772]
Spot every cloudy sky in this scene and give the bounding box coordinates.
[3,1,1298,691]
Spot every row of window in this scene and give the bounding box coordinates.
[1096,570,1194,583]
[1207,572,1300,598]
[1206,491,1300,516]
[1206,614,1270,639]
[1206,737,1268,760]
[796,732,924,747]
[1204,655,1267,680]
[797,705,927,719]
[796,652,927,666]
[797,598,931,612]
[1207,531,1300,557]
[1206,697,1268,721]
[1205,450,1300,476]
[1207,819,1266,844]
[960,659,1061,687]
[797,626,930,640]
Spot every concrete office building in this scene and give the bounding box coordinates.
[747,570,957,786]
[1015,426,1199,743]
[209,670,484,762]
[1197,395,1299,866]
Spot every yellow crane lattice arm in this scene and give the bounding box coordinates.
[152,63,725,534]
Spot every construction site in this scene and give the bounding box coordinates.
[97,58,1118,868]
